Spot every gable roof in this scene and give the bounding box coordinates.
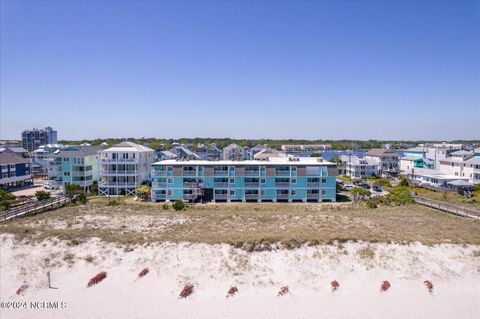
[365,148,399,158]
[0,152,30,165]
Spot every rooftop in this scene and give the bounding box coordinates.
[153,157,335,166]
[365,148,400,157]
[103,141,154,153]
[0,152,30,165]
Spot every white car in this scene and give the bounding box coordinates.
[44,184,55,190]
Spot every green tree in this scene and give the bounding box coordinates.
[35,191,51,201]
[136,185,151,201]
[65,184,87,204]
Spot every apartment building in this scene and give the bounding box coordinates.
[0,152,32,187]
[47,145,103,191]
[364,149,400,176]
[98,142,154,196]
[438,150,475,182]
[21,127,57,152]
[223,143,251,160]
[151,157,337,203]
[339,155,378,178]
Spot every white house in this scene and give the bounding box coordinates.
[339,155,378,178]
[364,149,400,176]
[98,141,154,196]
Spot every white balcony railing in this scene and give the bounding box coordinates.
[100,158,139,163]
[98,181,138,187]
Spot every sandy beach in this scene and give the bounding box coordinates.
[1,234,479,319]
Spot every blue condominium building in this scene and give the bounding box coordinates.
[151,157,338,203]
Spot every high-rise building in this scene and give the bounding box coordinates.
[21,127,58,152]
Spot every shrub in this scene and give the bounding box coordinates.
[65,184,87,204]
[107,199,119,206]
[351,186,371,197]
[162,203,170,210]
[398,177,409,187]
[172,200,186,211]
[136,185,151,201]
[35,190,50,201]
[366,199,378,208]
[385,186,413,205]
[374,178,392,188]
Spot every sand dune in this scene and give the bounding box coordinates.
[1,234,479,318]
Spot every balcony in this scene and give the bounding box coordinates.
[72,170,92,177]
[245,194,259,200]
[183,182,199,188]
[307,194,320,200]
[276,193,289,200]
[98,181,138,187]
[152,170,167,176]
[275,182,290,188]
[275,170,290,176]
[214,182,228,188]
[245,169,260,176]
[214,194,228,200]
[245,182,259,187]
[214,170,228,176]
[101,170,137,175]
[183,170,197,177]
[152,182,167,188]
[100,158,139,163]
[307,182,320,188]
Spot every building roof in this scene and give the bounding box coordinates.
[0,152,30,165]
[160,150,178,157]
[365,148,399,158]
[404,147,425,153]
[447,180,474,187]
[53,146,104,158]
[223,143,243,151]
[465,157,480,165]
[0,147,29,154]
[104,141,154,152]
[451,150,473,156]
[153,157,335,166]
[253,149,287,160]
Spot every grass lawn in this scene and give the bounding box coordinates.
[1,198,479,248]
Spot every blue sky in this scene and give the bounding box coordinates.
[1,0,479,140]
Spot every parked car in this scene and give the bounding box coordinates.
[344,184,354,191]
[359,183,371,190]
[44,184,55,190]
[373,185,382,192]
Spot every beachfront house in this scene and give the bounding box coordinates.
[364,149,400,176]
[0,152,32,187]
[98,142,155,196]
[47,145,104,191]
[151,157,338,203]
[339,155,379,178]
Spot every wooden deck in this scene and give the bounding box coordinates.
[413,196,480,219]
[0,195,70,221]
